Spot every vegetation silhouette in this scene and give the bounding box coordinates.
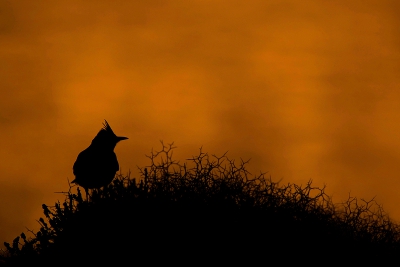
[72,120,128,198]
[1,142,400,265]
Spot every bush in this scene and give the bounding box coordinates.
[1,142,400,265]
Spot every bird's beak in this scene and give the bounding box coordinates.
[117,136,128,141]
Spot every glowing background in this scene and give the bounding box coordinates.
[1,0,400,242]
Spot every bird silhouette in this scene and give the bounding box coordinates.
[72,120,128,198]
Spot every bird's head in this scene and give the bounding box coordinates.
[91,120,128,149]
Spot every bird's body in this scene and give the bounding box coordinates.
[72,120,128,198]
[72,147,119,189]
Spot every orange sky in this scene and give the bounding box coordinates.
[1,0,400,243]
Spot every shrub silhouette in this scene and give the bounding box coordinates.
[1,142,400,265]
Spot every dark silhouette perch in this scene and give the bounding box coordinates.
[2,143,400,265]
[72,120,128,198]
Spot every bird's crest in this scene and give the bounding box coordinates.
[102,120,116,136]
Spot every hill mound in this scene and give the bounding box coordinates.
[1,143,399,265]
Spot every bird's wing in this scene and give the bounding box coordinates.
[73,149,90,176]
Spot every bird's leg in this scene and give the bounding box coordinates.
[85,187,89,202]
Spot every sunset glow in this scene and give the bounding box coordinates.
[1,0,400,243]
